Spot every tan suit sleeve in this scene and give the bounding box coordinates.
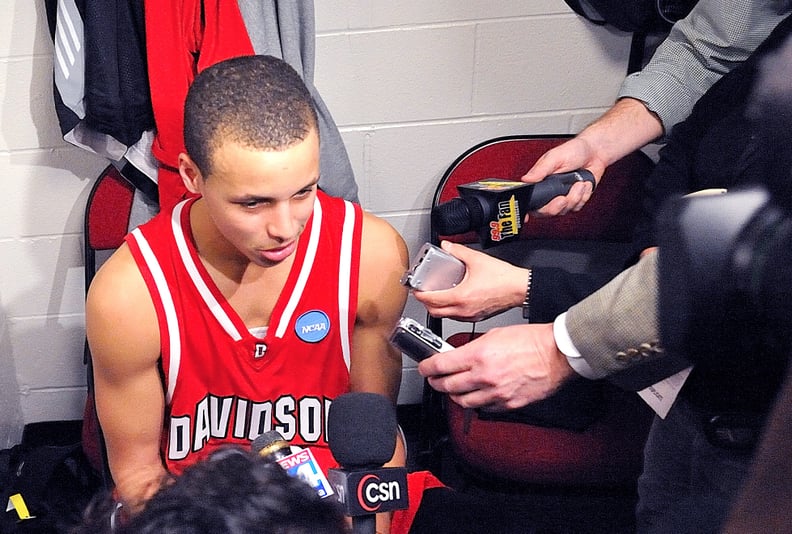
[565,250,661,377]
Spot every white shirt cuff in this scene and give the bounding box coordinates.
[553,312,598,379]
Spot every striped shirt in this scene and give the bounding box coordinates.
[619,0,792,136]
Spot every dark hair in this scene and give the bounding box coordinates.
[183,55,319,176]
[76,448,346,534]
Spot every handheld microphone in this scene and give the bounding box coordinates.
[251,430,292,461]
[432,170,596,248]
[327,392,409,534]
[252,430,334,498]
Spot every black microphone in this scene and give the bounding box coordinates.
[251,430,292,461]
[432,170,596,248]
[327,392,409,534]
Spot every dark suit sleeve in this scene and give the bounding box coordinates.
[529,267,619,323]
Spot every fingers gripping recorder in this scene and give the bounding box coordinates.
[432,170,596,248]
[389,317,454,363]
[399,242,466,292]
[395,244,462,361]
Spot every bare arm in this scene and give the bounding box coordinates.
[521,1,789,217]
[351,211,409,404]
[412,241,528,322]
[85,244,167,512]
[521,98,662,216]
[351,212,409,534]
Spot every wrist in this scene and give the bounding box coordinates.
[508,267,531,309]
[539,322,576,385]
[553,312,599,379]
[580,97,661,166]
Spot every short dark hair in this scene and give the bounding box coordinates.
[183,55,319,176]
[77,448,346,534]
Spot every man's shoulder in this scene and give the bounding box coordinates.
[360,210,406,252]
[87,242,152,322]
[314,192,407,269]
[86,242,160,364]
[358,212,408,304]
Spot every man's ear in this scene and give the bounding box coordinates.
[179,153,203,195]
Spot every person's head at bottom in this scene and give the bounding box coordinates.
[80,447,346,534]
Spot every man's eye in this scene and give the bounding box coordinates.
[295,187,315,198]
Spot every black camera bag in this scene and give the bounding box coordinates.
[563,0,699,33]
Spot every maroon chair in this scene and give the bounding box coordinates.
[443,332,653,487]
[81,165,137,484]
[422,135,655,490]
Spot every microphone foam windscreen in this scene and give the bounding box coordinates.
[251,429,289,456]
[327,392,397,468]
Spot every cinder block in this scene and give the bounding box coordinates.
[355,113,594,213]
[0,56,66,152]
[316,25,476,125]
[473,17,631,114]
[0,2,52,58]
[0,234,86,318]
[10,314,87,388]
[19,387,87,424]
[316,1,569,32]
[0,149,103,239]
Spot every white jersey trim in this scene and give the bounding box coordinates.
[130,227,181,404]
[170,201,244,342]
[275,197,323,338]
[338,201,356,369]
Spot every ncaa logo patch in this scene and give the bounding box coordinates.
[295,310,331,343]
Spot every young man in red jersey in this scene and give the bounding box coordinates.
[86,55,409,532]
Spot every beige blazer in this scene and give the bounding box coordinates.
[565,250,690,390]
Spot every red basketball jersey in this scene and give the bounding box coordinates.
[125,191,362,474]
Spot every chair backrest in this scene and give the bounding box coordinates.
[84,165,136,289]
[444,330,652,487]
[81,165,137,484]
[423,135,655,490]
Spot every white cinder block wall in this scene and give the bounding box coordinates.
[0,0,632,447]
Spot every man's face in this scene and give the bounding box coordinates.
[190,129,320,267]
